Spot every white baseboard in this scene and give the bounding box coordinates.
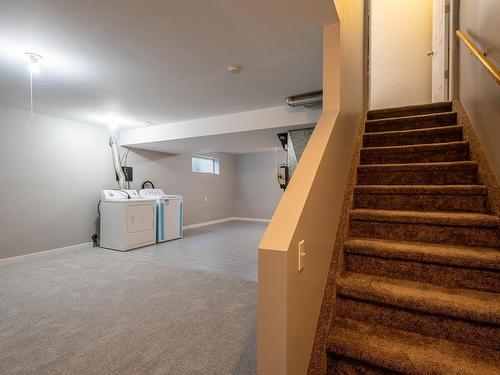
[183,217,234,230]
[183,216,270,230]
[0,242,93,264]
[231,217,271,223]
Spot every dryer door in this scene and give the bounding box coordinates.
[127,204,155,233]
[126,203,156,246]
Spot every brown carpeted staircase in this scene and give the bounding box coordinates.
[326,102,500,374]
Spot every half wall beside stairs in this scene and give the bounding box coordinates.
[257,1,365,373]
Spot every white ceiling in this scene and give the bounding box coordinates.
[0,0,337,129]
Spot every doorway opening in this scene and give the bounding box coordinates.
[367,0,459,109]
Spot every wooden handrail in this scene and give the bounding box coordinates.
[456,30,500,85]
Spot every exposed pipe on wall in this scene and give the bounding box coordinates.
[109,136,126,189]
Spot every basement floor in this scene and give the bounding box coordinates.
[0,220,265,375]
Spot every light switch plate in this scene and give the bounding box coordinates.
[298,240,306,272]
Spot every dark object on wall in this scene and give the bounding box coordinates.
[116,166,133,182]
[142,180,155,189]
[277,133,288,151]
[277,164,289,190]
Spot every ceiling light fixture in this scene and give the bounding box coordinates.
[25,52,43,74]
[25,52,44,116]
[227,64,242,74]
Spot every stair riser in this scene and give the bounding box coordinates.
[354,192,488,213]
[360,147,469,164]
[365,113,457,133]
[363,129,462,147]
[349,219,499,247]
[344,253,500,293]
[336,298,500,351]
[328,354,397,375]
[357,168,478,185]
[367,103,453,120]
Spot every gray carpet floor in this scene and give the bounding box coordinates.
[131,220,263,282]
[0,221,264,374]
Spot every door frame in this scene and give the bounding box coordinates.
[430,0,462,101]
[448,0,460,100]
[364,0,371,111]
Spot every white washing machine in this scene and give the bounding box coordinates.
[100,190,157,251]
[139,189,183,242]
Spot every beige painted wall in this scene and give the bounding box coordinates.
[458,0,500,181]
[370,0,433,109]
[258,0,365,373]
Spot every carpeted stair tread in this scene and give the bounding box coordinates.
[336,294,500,350]
[326,318,500,375]
[360,141,469,164]
[350,208,499,227]
[365,112,457,133]
[344,238,500,292]
[354,184,487,195]
[357,161,478,185]
[358,160,477,172]
[367,101,453,120]
[328,354,398,374]
[349,209,498,247]
[353,184,489,212]
[363,125,463,147]
[344,238,500,271]
[337,272,500,324]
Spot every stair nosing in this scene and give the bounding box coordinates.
[337,272,500,324]
[361,140,469,153]
[349,208,500,227]
[357,160,477,171]
[353,184,488,195]
[365,111,457,125]
[344,238,500,271]
[367,101,453,118]
[364,124,462,137]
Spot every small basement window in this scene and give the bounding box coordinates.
[192,155,220,174]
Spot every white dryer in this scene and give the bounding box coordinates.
[100,190,157,251]
[139,189,183,242]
